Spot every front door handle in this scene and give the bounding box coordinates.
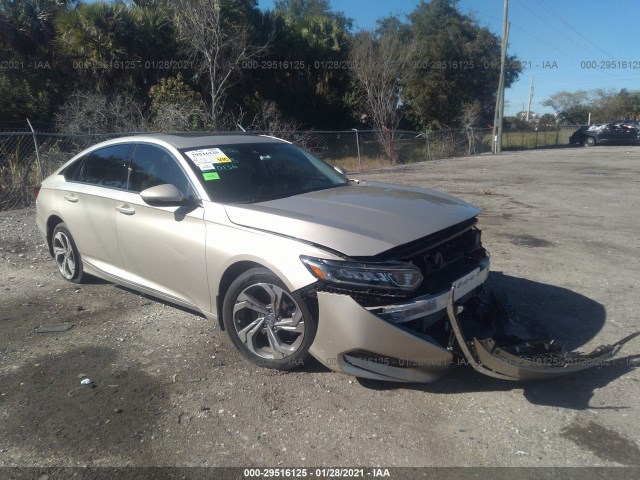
[64,194,78,203]
[115,205,135,215]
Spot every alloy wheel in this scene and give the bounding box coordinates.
[53,230,77,280]
[232,282,305,360]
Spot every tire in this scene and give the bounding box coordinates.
[222,267,316,370]
[584,136,596,147]
[52,223,85,283]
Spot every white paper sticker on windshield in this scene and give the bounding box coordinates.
[185,148,232,170]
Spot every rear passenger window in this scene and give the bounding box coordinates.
[71,145,131,189]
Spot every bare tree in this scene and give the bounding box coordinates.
[171,0,267,130]
[459,102,480,155]
[55,90,149,133]
[348,25,412,164]
[233,100,316,152]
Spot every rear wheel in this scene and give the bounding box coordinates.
[584,136,596,147]
[222,268,316,370]
[52,223,85,283]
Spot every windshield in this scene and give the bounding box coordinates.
[180,142,349,203]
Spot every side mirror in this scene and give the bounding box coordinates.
[333,165,347,176]
[140,184,188,205]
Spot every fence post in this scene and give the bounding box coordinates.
[470,127,476,155]
[450,129,456,157]
[425,129,432,161]
[26,118,44,181]
[351,128,361,171]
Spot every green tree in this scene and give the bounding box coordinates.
[543,89,640,125]
[402,0,522,129]
[538,113,557,127]
[149,74,210,131]
[0,0,75,126]
[55,0,178,92]
[242,0,353,129]
[542,90,591,124]
[595,88,640,122]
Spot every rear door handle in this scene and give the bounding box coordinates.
[64,194,78,203]
[115,205,135,215]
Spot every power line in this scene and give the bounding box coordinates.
[468,9,583,61]
[513,0,605,61]
[535,0,620,60]
[509,23,578,60]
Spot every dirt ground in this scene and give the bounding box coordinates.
[1,145,639,468]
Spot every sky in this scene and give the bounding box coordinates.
[258,0,640,117]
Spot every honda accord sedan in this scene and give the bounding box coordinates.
[35,134,637,382]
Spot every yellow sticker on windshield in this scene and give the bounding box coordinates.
[186,148,232,170]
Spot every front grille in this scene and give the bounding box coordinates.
[399,225,488,297]
[300,221,488,308]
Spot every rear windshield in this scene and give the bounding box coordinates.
[180,142,348,203]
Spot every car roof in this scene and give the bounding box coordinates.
[130,133,289,149]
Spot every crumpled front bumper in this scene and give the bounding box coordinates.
[446,288,640,381]
[308,291,456,383]
[308,281,639,383]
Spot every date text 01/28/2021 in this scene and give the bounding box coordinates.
[243,468,391,477]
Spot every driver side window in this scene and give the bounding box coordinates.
[128,144,191,196]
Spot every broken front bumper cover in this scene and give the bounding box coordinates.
[447,287,640,381]
[308,284,639,383]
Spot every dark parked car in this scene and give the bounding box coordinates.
[570,122,640,146]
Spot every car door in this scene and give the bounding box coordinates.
[62,144,132,274]
[114,143,209,311]
[602,123,625,143]
[619,124,639,144]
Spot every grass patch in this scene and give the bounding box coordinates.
[331,156,391,172]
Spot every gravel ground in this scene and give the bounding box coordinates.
[0,145,639,468]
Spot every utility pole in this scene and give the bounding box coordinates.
[493,0,509,154]
[526,76,534,122]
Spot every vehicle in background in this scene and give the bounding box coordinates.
[570,122,640,146]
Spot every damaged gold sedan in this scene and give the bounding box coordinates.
[35,134,638,382]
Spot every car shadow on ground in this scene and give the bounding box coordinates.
[358,272,640,410]
[503,143,577,152]
[486,272,607,350]
[358,355,640,411]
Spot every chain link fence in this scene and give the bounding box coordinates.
[0,126,579,212]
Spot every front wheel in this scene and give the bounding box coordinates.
[52,223,85,283]
[222,268,316,370]
[584,136,596,147]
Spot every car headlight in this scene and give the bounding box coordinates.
[300,255,423,292]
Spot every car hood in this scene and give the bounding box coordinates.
[224,181,480,257]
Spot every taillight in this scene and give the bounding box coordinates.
[33,184,41,198]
